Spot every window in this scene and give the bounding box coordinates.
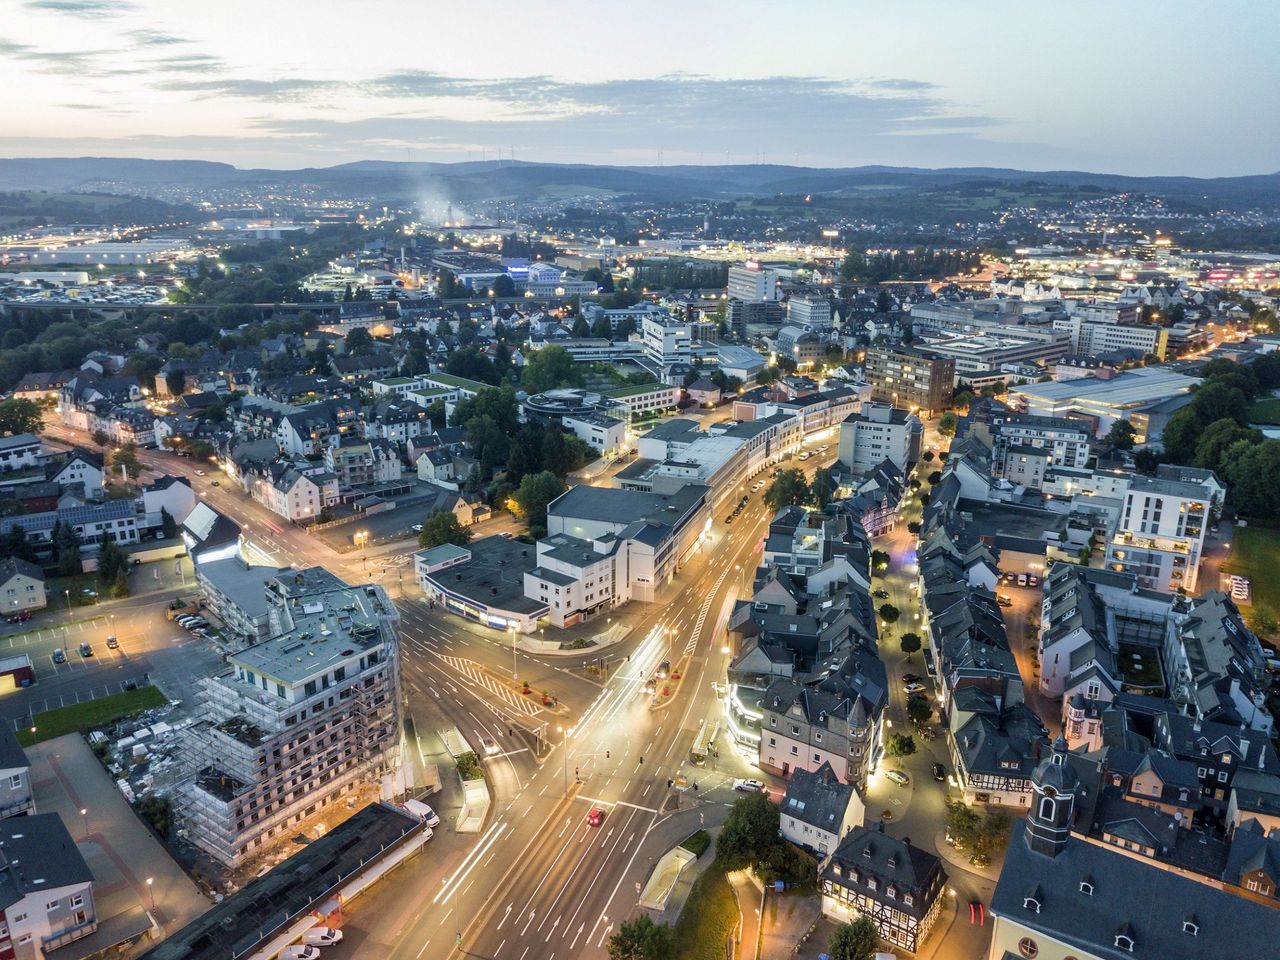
[1182,920,1198,936]
[1079,880,1093,895]
[1114,934,1134,952]
[8,774,21,789]
[1247,878,1259,892]
[12,912,26,923]
[46,900,59,911]
[1023,896,1041,914]
[1018,937,1038,959]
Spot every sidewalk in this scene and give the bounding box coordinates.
[758,886,822,960]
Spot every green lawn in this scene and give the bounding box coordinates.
[18,685,167,745]
[1247,398,1280,425]
[674,864,739,960]
[1117,642,1165,695]
[1223,525,1280,637]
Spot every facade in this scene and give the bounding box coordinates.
[991,415,1091,474]
[779,761,864,855]
[787,295,833,331]
[0,559,45,615]
[821,823,948,954]
[0,728,32,819]
[175,568,400,867]
[0,814,96,960]
[1104,474,1212,593]
[561,412,626,455]
[47,449,103,499]
[601,382,680,420]
[838,403,923,473]
[727,263,782,302]
[196,558,291,642]
[416,539,549,634]
[864,345,955,416]
[1008,367,1200,440]
[0,435,42,475]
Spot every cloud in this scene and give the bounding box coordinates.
[24,0,133,16]
[148,53,224,74]
[128,29,184,46]
[155,76,337,101]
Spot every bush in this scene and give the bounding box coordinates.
[456,751,484,781]
[680,829,712,858]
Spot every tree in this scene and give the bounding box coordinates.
[160,507,178,540]
[716,790,780,872]
[111,444,141,482]
[945,798,1011,857]
[922,451,935,462]
[607,916,674,960]
[870,549,890,572]
[764,469,810,512]
[91,429,109,448]
[418,512,472,549]
[937,412,958,437]
[491,274,516,298]
[165,368,187,396]
[571,315,591,338]
[1190,379,1248,425]
[885,732,916,761]
[828,916,879,960]
[522,346,583,393]
[425,399,447,430]
[878,603,901,624]
[926,470,942,485]
[1193,418,1261,474]
[0,397,43,436]
[111,567,131,599]
[907,694,933,727]
[1103,418,1137,451]
[511,471,565,536]
[900,632,921,655]
[1160,406,1202,464]
[0,525,34,563]
[811,467,834,509]
[344,327,375,355]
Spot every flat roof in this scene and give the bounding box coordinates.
[604,382,675,399]
[423,535,548,616]
[1011,367,1200,409]
[549,483,707,527]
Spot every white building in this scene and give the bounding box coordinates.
[0,815,97,956]
[561,413,626,456]
[0,434,42,475]
[787,295,834,331]
[727,263,782,302]
[837,403,923,473]
[1104,473,1214,593]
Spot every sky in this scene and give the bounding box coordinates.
[1,0,1277,177]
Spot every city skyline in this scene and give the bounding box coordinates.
[1,0,1278,176]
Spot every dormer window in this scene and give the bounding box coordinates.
[1115,934,1135,952]
[1078,881,1094,896]
[1023,896,1041,913]
[1183,920,1198,936]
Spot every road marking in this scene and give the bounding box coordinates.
[439,655,541,716]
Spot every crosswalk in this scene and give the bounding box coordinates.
[439,655,543,717]
[685,566,729,658]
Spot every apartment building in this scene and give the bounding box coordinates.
[990,414,1091,488]
[786,295,833,331]
[175,568,401,866]
[728,263,782,302]
[1104,473,1213,593]
[0,816,96,959]
[864,345,955,416]
[0,435,42,475]
[0,728,32,819]
[838,403,923,473]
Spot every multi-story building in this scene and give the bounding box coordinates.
[773,326,826,369]
[324,439,402,490]
[561,412,626,456]
[196,557,292,642]
[727,263,782,302]
[175,568,400,867]
[780,761,864,856]
[1104,473,1213,593]
[600,382,680,421]
[864,345,955,416]
[787,295,833,331]
[990,415,1091,488]
[0,727,32,819]
[0,434,43,475]
[0,558,45,616]
[837,403,922,473]
[821,823,948,954]
[0,815,96,957]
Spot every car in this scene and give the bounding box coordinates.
[884,770,910,786]
[1002,571,1016,583]
[932,762,946,782]
[903,681,926,694]
[132,557,142,566]
[106,635,119,649]
[78,642,93,658]
[643,677,657,694]
[52,648,66,664]
[1027,574,1039,587]
[873,588,890,599]
[1017,573,1028,586]
[81,587,98,597]
[480,736,500,756]
[902,673,922,684]
[997,594,1013,607]
[411,523,423,534]
[416,804,441,828]
[183,618,208,630]
[498,531,513,539]
[302,927,344,946]
[176,615,200,626]
[281,947,320,960]
[733,778,765,792]
[586,808,605,827]
[798,452,811,461]
[6,611,31,623]
[969,900,985,926]
[724,515,734,524]
[656,660,671,679]
[195,469,206,476]
[211,480,220,487]
[818,445,829,453]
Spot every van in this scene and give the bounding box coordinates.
[1017,573,1028,587]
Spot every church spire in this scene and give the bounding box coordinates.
[1025,735,1077,858]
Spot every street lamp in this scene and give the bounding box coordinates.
[146,877,154,910]
[64,589,70,612]
[509,624,518,680]
[80,807,88,839]
[559,725,570,796]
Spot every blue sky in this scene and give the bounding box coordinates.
[1,0,1277,176]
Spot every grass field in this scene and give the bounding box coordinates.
[1223,525,1280,637]
[1247,398,1280,425]
[674,864,739,960]
[18,685,167,745]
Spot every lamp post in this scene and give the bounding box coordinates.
[80,807,88,840]
[559,725,569,795]
[64,589,70,612]
[146,877,154,910]
[509,625,518,679]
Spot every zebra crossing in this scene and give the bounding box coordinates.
[685,566,730,658]
[439,655,542,716]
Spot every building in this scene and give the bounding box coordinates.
[987,737,1279,960]
[175,568,400,866]
[990,415,1092,489]
[523,533,627,629]
[0,814,96,957]
[864,345,955,416]
[787,295,834,331]
[0,434,43,475]
[773,325,826,368]
[0,727,32,819]
[838,403,923,473]
[601,382,680,421]
[416,539,549,634]
[728,263,782,302]
[1104,473,1213,593]
[0,558,44,615]
[47,449,103,499]
[779,761,864,856]
[196,558,291,642]
[917,332,1069,384]
[821,822,948,954]
[1008,367,1200,441]
[561,412,626,455]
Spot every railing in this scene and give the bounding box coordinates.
[42,917,98,950]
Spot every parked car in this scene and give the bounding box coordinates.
[997,594,1013,607]
[106,635,119,649]
[81,587,98,597]
[78,642,93,658]
[903,681,926,694]
[195,469,206,476]
[932,763,946,782]
[734,778,765,792]
[302,927,343,946]
[1027,574,1039,587]
[873,588,890,599]
[211,480,220,487]
[798,451,811,461]
[1017,573,1028,587]
[586,808,605,827]
[724,515,734,524]
[6,611,31,623]
[498,531,513,539]
[1002,572,1016,583]
[884,770,910,786]
[411,523,423,533]
[52,648,66,664]
[656,660,671,679]
[416,804,441,828]
[902,673,922,684]
[281,947,320,960]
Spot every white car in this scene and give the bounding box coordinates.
[281,947,320,960]
[733,778,765,792]
[885,770,910,786]
[302,927,343,946]
[411,523,423,534]
[195,469,206,476]
[904,682,927,695]
[481,737,500,756]
[418,804,441,828]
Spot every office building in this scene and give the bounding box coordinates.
[175,568,401,867]
[838,403,923,473]
[727,263,782,302]
[864,345,955,416]
[787,295,833,331]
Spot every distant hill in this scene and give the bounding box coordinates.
[0,156,1276,208]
